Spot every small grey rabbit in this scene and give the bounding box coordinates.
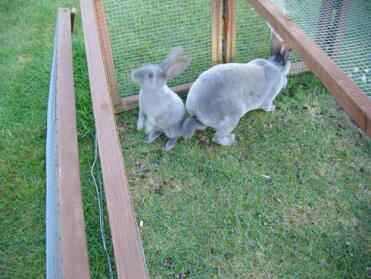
[132,47,189,151]
[182,31,291,146]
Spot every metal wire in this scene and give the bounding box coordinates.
[236,0,370,96]
[90,134,114,279]
[273,0,371,96]
[46,21,62,279]
[102,0,369,97]
[102,0,214,97]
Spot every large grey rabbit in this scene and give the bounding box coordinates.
[182,31,291,146]
[132,47,189,151]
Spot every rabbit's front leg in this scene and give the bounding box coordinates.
[148,130,163,143]
[137,109,146,131]
[164,138,178,151]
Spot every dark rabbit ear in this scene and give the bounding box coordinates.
[270,31,282,56]
[282,46,292,64]
[160,46,183,72]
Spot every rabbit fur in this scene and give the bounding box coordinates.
[182,31,292,146]
[132,46,189,151]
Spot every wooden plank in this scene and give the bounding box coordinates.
[119,82,193,111]
[211,0,223,64]
[80,1,149,278]
[56,8,90,279]
[224,0,236,62]
[248,0,371,137]
[94,0,123,113]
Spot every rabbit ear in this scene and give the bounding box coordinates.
[270,31,282,56]
[281,46,292,64]
[161,47,183,70]
[164,58,189,77]
[160,47,189,77]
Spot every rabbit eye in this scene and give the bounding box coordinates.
[148,72,153,78]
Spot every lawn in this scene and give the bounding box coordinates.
[118,73,370,279]
[0,0,370,279]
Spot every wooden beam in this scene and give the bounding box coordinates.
[94,0,123,113]
[224,0,236,62]
[80,1,149,278]
[56,8,90,279]
[211,0,223,64]
[248,0,371,137]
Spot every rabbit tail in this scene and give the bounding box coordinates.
[181,115,205,138]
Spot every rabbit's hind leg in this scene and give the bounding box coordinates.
[148,130,163,143]
[164,138,178,151]
[212,116,240,146]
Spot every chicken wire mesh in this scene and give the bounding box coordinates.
[102,0,214,97]
[234,0,302,64]
[236,0,370,96]
[101,0,370,98]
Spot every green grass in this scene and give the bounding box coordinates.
[0,1,112,278]
[117,73,371,279]
[0,0,370,278]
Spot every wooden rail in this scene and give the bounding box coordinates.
[248,0,371,137]
[94,0,123,113]
[80,0,148,278]
[55,8,90,278]
[224,0,236,62]
[211,0,223,64]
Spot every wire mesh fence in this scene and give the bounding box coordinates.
[273,0,370,96]
[102,0,214,97]
[101,0,369,98]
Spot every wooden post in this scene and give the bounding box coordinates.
[93,0,123,113]
[248,0,371,137]
[71,8,77,32]
[56,8,90,278]
[211,0,223,64]
[80,0,149,277]
[224,0,236,62]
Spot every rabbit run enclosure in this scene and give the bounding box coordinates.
[88,0,370,135]
[80,0,371,278]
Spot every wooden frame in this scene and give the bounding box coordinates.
[46,8,90,278]
[224,0,237,62]
[211,0,224,64]
[93,0,224,112]
[75,0,371,277]
[248,0,371,137]
[80,0,149,278]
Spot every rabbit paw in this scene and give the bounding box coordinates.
[212,133,235,146]
[263,104,275,112]
[164,138,177,151]
[148,130,163,143]
[137,122,144,131]
[197,125,207,131]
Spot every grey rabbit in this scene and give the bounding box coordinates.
[132,46,189,151]
[182,31,291,146]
